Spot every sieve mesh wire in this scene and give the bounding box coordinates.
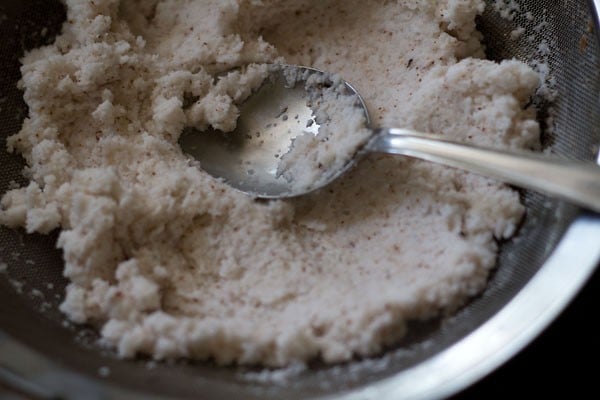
[0,1,599,399]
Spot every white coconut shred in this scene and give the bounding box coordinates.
[0,0,541,367]
[275,66,372,193]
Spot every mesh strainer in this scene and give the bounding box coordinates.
[1,1,599,399]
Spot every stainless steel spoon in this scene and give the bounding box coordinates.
[179,65,600,212]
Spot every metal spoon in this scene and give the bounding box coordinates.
[179,65,600,212]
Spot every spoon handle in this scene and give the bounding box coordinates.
[367,128,600,213]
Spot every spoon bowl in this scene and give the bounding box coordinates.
[179,65,368,198]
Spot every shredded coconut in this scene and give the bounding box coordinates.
[275,66,371,192]
[0,0,541,367]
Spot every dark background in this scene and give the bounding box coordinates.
[453,265,599,399]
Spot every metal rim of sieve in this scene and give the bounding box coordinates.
[1,1,600,399]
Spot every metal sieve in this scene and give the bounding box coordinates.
[1,1,599,399]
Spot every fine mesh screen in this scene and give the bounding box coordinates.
[0,1,599,399]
